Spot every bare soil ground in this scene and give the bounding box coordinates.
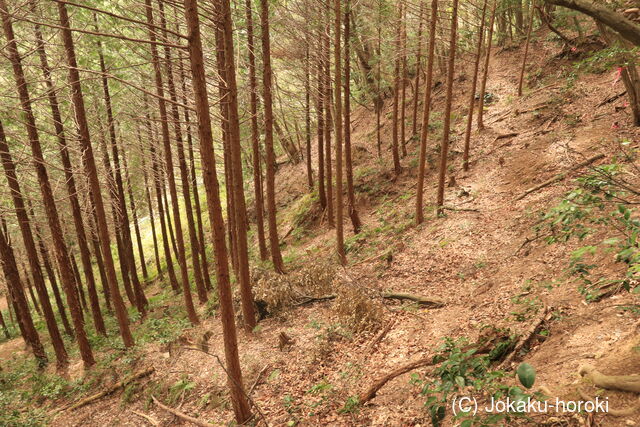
[5,29,640,426]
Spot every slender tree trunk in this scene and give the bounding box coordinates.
[399,1,408,157]
[323,8,335,228]
[391,3,403,175]
[32,219,73,336]
[0,215,47,366]
[260,0,286,273]
[244,0,268,262]
[122,149,148,280]
[305,32,314,190]
[334,0,346,265]
[412,3,425,136]
[176,52,213,289]
[478,0,497,130]
[182,0,252,422]
[69,253,87,314]
[317,29,327,210]
[517,0,536,96]
[462,0,488,171]
[1,5,95,367]
[145,0,198,325]
[30,6,106,335]
[56,1,134,348]
[0,309,9,340]
[147,104,180,292]
[87,205,111,312]
[158,0,207,305]
[23,270,41,316]
[344,2,361,235]
[376,6,382,158]
[139,127,163,279]
[436,0,459,217]
[94,19,148,315]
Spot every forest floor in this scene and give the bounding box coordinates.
[3,29,640,426]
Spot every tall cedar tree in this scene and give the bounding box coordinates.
[261,0,286,273]
[182,0,252,421]
[56,1,134,347]
[0,2,95,367]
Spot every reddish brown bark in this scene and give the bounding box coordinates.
[260,0,285,273]
[323,8,335,228]
[478,0,497,130]
[344,2,362,235]
[182,0,252,421]
[391,3,403,175]
[462,0,488,171]
[245,0,269,261]
[334,0,346,265]
[145,0,198,325]
[436,0,459,217]
[56,1,134,348]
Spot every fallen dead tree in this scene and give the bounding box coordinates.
[60,367,155,412]
[295,292,445,308]
[515,154,605,201]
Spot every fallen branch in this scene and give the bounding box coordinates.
[515,154,605,201]
[63,367,154,412]
[579,364,640,393]
[249,365,270,395]
[359,356,435,404]
[493,132,519,142]
[499,307,551,369]
[364,319,395,353]
[295,292,445,309]
[441,206,480,213]
[381,292,445,308]
[597,91,627,107]
[132,410,160,426]
[152,395,213,427]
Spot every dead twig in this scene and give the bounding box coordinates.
[359,357,435,404]
[249,365,270,395]
[152,396,213,427]
[515,154,605,201]
[131,410,160,426]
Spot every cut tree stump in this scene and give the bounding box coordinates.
[515,154,605,201]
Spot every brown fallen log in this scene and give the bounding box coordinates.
[152,395,214,427]
[295,293,445,308]
[381,292,445,308]
[499,307,550,369]
[359,357,435,404]
[515,154,605,201]
[63,367,155,412]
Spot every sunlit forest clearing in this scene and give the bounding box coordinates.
[1,0,640,426]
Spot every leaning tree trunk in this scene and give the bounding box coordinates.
[478,0,497,130]
[436,0,459,217]
[213,0,256,329]
[145,0,199,325]
[344,2,362,234]
[462,0,488,171]
[31,6,106,335]
[1,5,95,366]
[244,0,269,261]
[0,214,47,366]
[416,0,439,225]
[260,0,286,273]
[56,1,134,348]
[182,0,252,422]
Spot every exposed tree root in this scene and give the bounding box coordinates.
[579,364,640,393]
[358,356,435,404]
[61,367,154,412]
[152,395,214,427]
[577,388,640,417]
[515,154,605,201]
